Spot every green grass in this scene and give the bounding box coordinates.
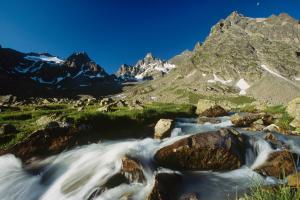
[243,184,300,200]
[0,102,196,149]
[263,105,295,131]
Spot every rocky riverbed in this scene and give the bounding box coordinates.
[0,113,299,200]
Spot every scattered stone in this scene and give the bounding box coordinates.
[147,173,182,200]
[254,150,296,179]
[0,124,17,135]
[97,104,113,112]
[77,106,84,111]
[154,128,245,171]
[100,97,113,106]
[154,119,174,139]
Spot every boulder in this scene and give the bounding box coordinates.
[36,115,58,127]
[200,105,228,117]
[254,150,296,179]
[154,128,245,171]
[0,124,17,135]
[230,113,272,127]
[154,119,174,139]
[147,173,182,200]
[287,173,300,188]
[196,99,215,115]
[86,156,146,200]
[196,99,227,117]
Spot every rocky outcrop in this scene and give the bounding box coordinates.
[154,128,245,171]
[154,119,174,139]
[254,150,296,179]
[230,113,273,127]
[147,173,182,200]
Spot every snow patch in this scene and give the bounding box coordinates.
[25,55,64,64]
[295,77,300,81]
[236,78,250,95]
[207,74,232,84]
[31,77,55,84]
[202,73,206,77]
[15,66,30,74]
[261,64,290,82]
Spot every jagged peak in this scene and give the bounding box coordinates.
[66,51,91,63]
[193,42,202,51]
[144,52,154,60]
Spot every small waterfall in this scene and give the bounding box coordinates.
[0,116,299,200]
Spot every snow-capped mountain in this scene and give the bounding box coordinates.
[0,47,119,97]
[116,53,176,82]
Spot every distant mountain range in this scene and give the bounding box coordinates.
[1,12,300,103]
[115,52,176,82]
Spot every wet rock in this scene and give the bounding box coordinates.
[287,173,300,188]
[263,124,280,132]
[87,156,146,200]
[254,150,296,179]
[154,128,245,171]
[154,119,174,139]
[230,113,271,127]
[179,193,200,200]
[0,124,17,135]
[147,173,182,200]
[45,121,60,129]
[197,116,221,124]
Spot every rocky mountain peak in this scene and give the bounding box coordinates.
[65,52,91,68]
[145,52,154,60]
[193,42,202,51]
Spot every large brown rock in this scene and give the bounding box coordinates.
[147,173,182,200]
[196,99,227,117]
[154,128,245,171]
[254,150,296,179]
[154,119,174,139]
[230,113,272,127]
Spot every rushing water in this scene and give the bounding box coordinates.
[0,116,300,200]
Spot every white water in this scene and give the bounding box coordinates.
[0,117,299,200]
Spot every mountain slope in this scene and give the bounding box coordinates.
[122,12,300,104]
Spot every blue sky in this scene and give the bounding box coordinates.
[0,0,300,73]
